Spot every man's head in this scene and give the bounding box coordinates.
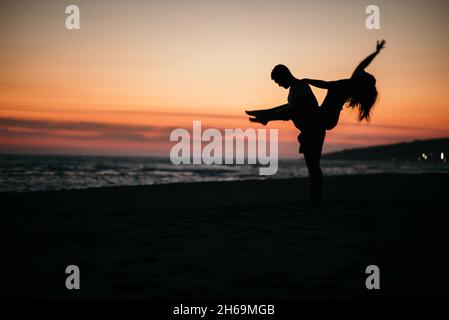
[271,64,294,89]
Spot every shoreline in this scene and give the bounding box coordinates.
[1,171,447,194]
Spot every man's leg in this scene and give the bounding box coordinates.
[304,149,323,202]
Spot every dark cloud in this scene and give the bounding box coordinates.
[0,116,256,143]
[0,117,174,143]
[338,121,435,132]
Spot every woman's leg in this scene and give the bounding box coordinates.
[247,105,291,125]
[303,149,323,202]
[245,105,289,117]
[249,117,269,125]
[246,105,291,120]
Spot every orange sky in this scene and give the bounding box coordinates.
[1,0,448,157]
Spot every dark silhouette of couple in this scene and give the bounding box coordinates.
[246,40,386,202]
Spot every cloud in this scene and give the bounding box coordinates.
[0,117,174,143]
[337,121,436,132]
[0,116,266,144]
[0,104,243,120]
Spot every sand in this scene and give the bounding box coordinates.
[1,173,448,300]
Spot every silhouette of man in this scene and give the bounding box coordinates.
[246,65,325,201]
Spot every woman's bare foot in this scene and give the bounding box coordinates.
[249,117,268,125]
[245,110,258,116]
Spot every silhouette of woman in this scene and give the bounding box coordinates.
[246,40,385,202]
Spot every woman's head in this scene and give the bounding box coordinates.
[348,72,378,121]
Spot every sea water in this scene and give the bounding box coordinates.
[0,154,447,192]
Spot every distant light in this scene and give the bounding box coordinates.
[422,153,427,160]
[441,152,445,160]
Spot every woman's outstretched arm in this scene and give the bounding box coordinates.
[352,40,386,77]
[302,78,332,89]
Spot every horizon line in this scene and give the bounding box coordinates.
[1,136,447,159]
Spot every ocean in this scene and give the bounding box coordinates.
[0,154,447,192]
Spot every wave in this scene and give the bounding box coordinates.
[0,155,447,192]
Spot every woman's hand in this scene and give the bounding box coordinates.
[376,40,386,52]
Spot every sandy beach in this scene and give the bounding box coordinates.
[1,173,448,300]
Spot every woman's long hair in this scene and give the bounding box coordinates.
[347,72,378,121]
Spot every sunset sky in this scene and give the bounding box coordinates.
[1,0,448,158]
